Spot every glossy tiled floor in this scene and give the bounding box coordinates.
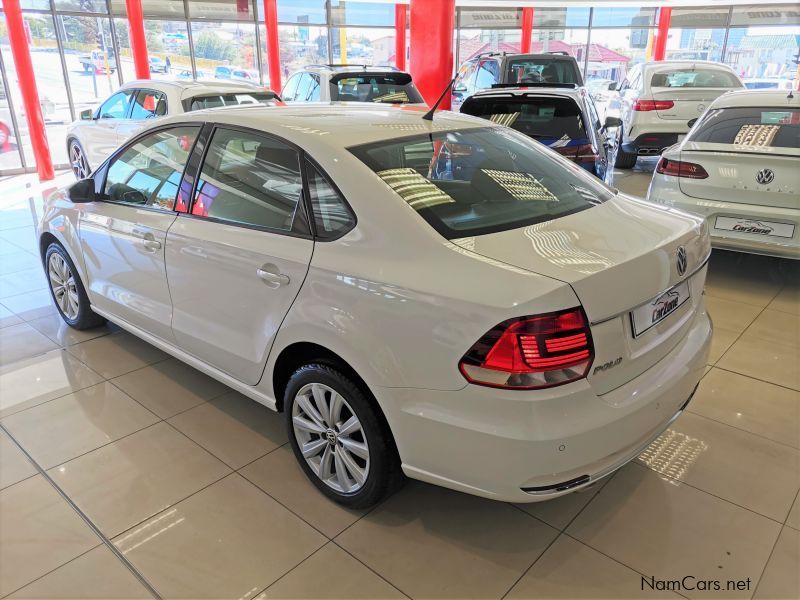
[0,167,798,599]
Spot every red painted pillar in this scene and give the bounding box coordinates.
[521,8,534,54]
[395,4,407,71]
[653,7,672,61]
[263,0,281,91]
[3,0,54,180]
[410,0,455,109]
[125,0,150,79]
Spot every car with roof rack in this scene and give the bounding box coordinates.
[66,79,280,179]
[460,83,621,184]
[452,52,585,110]
[281,64,425,104]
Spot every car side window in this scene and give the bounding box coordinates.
[191,128,303,232]
[130,89,167,120]
[294,74,313,102]
[306,160,354,239]
[103,126,200,211]
[98,91,133,119]
[283,73,301,101]
[475,60,498,90]
[585,97,602,131]
[455,61,478,93]
[306,74,321,101]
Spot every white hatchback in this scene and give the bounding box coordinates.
[648,89,799,260]
[66,80,279,179]
[615,61,744,168]
[39,105,711,508]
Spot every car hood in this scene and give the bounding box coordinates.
[450,194,709,323]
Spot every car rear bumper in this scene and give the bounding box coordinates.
[377,305,712,503]
[622,132,681,155]
[647,180,800,260]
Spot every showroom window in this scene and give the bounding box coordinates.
[191,128,303,233]
[104,125,200,210]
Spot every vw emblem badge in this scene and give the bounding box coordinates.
[756,169,774,185]
[676,247,688,276]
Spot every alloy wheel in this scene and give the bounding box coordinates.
[291,382,370,494]
[48,252,80,320]
[70,143,88,179]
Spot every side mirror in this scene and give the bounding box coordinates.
[603,116,623,130]
[608,82,618,91]
[80,108,94,120]
[68,178,95,203]
[687,117,698,128]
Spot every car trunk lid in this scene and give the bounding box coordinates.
[678,143,800,210]
[651,88,734,121]
[451,195,710,394]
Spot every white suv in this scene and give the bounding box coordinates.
[281,64,424,104]
[615,61,744,168]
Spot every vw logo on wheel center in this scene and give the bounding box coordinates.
[755,169,775,185]
[676,246,688,276]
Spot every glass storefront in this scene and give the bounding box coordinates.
[1,2,798,174]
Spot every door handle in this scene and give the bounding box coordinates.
[140,232,161,251]
[257,264,290,287]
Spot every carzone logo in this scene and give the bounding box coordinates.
[651,290,680,323]
[732,220,774,235]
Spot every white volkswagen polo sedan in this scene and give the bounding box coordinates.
[648,89,799,260]
[39,105,712,508]
[66,79,279,179]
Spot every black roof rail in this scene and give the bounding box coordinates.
[490,82,578,89]
[475,51,505,59]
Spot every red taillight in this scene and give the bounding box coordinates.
[656,157,709,179]
[555,144,599,163]
[459,308,594,389]
[632,100,674,111]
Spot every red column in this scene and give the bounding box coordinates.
[395,4,407,71]
[409,0,455,109]
[3,0,54,180]
[263,0,281,91]
[125,0,150,79]
[653,7,672,61]
[521,8,534,54]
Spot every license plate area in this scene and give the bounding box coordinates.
[714,216,795,239]
[630,281,691,338]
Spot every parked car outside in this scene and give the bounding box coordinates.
[41,104,711,508]
[460,85,620,183]
[452,52,585,110]
[78,50,116,74]
[66,80,280,178]
[282,65,424,104]
[149,56,168,73]
[647,89,799,259]
[614,60,745,168]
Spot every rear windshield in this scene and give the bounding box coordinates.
[651,69,741,88]
[688,107,800,149]
[506,58,582,86]
[186,92,279,111]
[349,127,612,239]
[460,97,588,142]
[329,74,423,103]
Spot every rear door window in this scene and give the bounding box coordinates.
[650,69,741,88]
[461,96,589,143]
[130,89,167,119]
[688,107,800,149]
[191,128,304,232]
[350,127,612,239]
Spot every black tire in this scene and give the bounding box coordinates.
[614,129,637,169]
[284,363,403,509]
[44,242,106,330]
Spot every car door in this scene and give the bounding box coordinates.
[78,124,201,341]
[165,125,314,385]
[116,89,167,147]
[81,90,134,166]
